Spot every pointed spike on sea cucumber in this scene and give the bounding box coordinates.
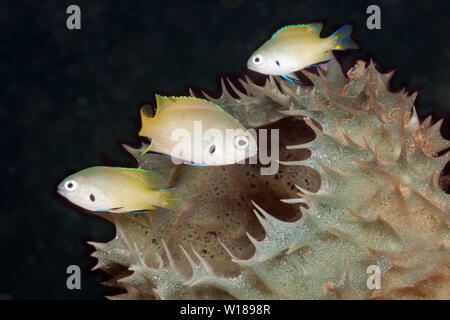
[268,75,277,87]
[200,90,218,103]
[421,115,433,129]
[278,159,312,167]
[244,75,257,87]
[252,209,271,230]
[397,140,409,168]
[304,117,323,137]
[219,78,234,99]
[280,109,306,116]
[225,78,247,100]
[425,119,444,138]
[323,226,353,242]
[133,242,149,267]
[406,106,420,129]
[238,77,256,96]
[286,242,301,255]
[128,264,146,274]
[155,253,164,269]
[280,197,309,205]
[294,184,316,196]
[190,245,214,273]
[342,133,361,149]
[91,261,104,271]
[344,206,368,224]
[251,200,272,219]
[87,241,104,250]
[217,238,240,262]
[380,69,395,85]
[316,65,327,79]
[405,91,418,107]
[161,240,175,266]
[316,159,345,176]
[246,231,261,248]
[179,245,197,270]
[285,140,313,149]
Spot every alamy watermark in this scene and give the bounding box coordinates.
[162,121,279,175]
[366,5,381,29]
[366,265,381,290]
[66,5,81,30]
[66,264,81,290]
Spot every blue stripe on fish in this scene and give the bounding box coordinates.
[305,60,331,69]
[159,187,176,191]
[281,75,296,83]
[155,205,173,210]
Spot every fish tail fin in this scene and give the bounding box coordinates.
[156,188,180,210]
[138,104,156,137]
[330,25,359,50]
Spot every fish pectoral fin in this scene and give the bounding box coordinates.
[286,73,299,80]
[281,75,302,85]
[126,208,154,214]
[304,59,332,69]
[95,207,124,213]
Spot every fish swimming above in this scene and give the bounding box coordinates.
[138,95,258,166]
[247,23,358,81]
[57,166,176,213]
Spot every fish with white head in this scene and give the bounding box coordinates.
[57,166,175,213]
[139,95,258,166]
[247,23,358,80]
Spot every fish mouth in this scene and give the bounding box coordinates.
[56,185,65,196]
[247,62,256,71]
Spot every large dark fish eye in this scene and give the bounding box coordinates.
[90,194,95,202]
[276,60,280,66]
[209,145,216,154]
[64,179,77,192]
[252,54,264,65]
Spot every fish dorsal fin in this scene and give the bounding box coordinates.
[155,94,224,114]
[271,23,324,39]
[116,167,160,188]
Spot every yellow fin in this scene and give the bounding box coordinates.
[155,94,224,112]
[157,188,180,210]
[116,167,160,188]
[271,23,323,39]
[138,105,156,137]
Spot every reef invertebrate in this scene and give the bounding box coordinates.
[88,59,449,299]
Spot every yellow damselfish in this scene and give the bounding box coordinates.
[139,95,258,166]
[57,166,176,213]
[247,23,358,79]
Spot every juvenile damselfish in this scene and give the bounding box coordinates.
[139,95,258,166]
[57,166,175,213]
[247,23,358,80]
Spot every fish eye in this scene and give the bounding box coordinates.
[209,145,216,154]
[64,179,77,192]
[234,135,249,150]
[90,194,95,202]
[276,60,280,66]
[252,54,264,65]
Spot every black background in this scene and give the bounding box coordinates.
[1,0,448,299]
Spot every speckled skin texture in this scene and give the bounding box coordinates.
[89,60,449,299]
